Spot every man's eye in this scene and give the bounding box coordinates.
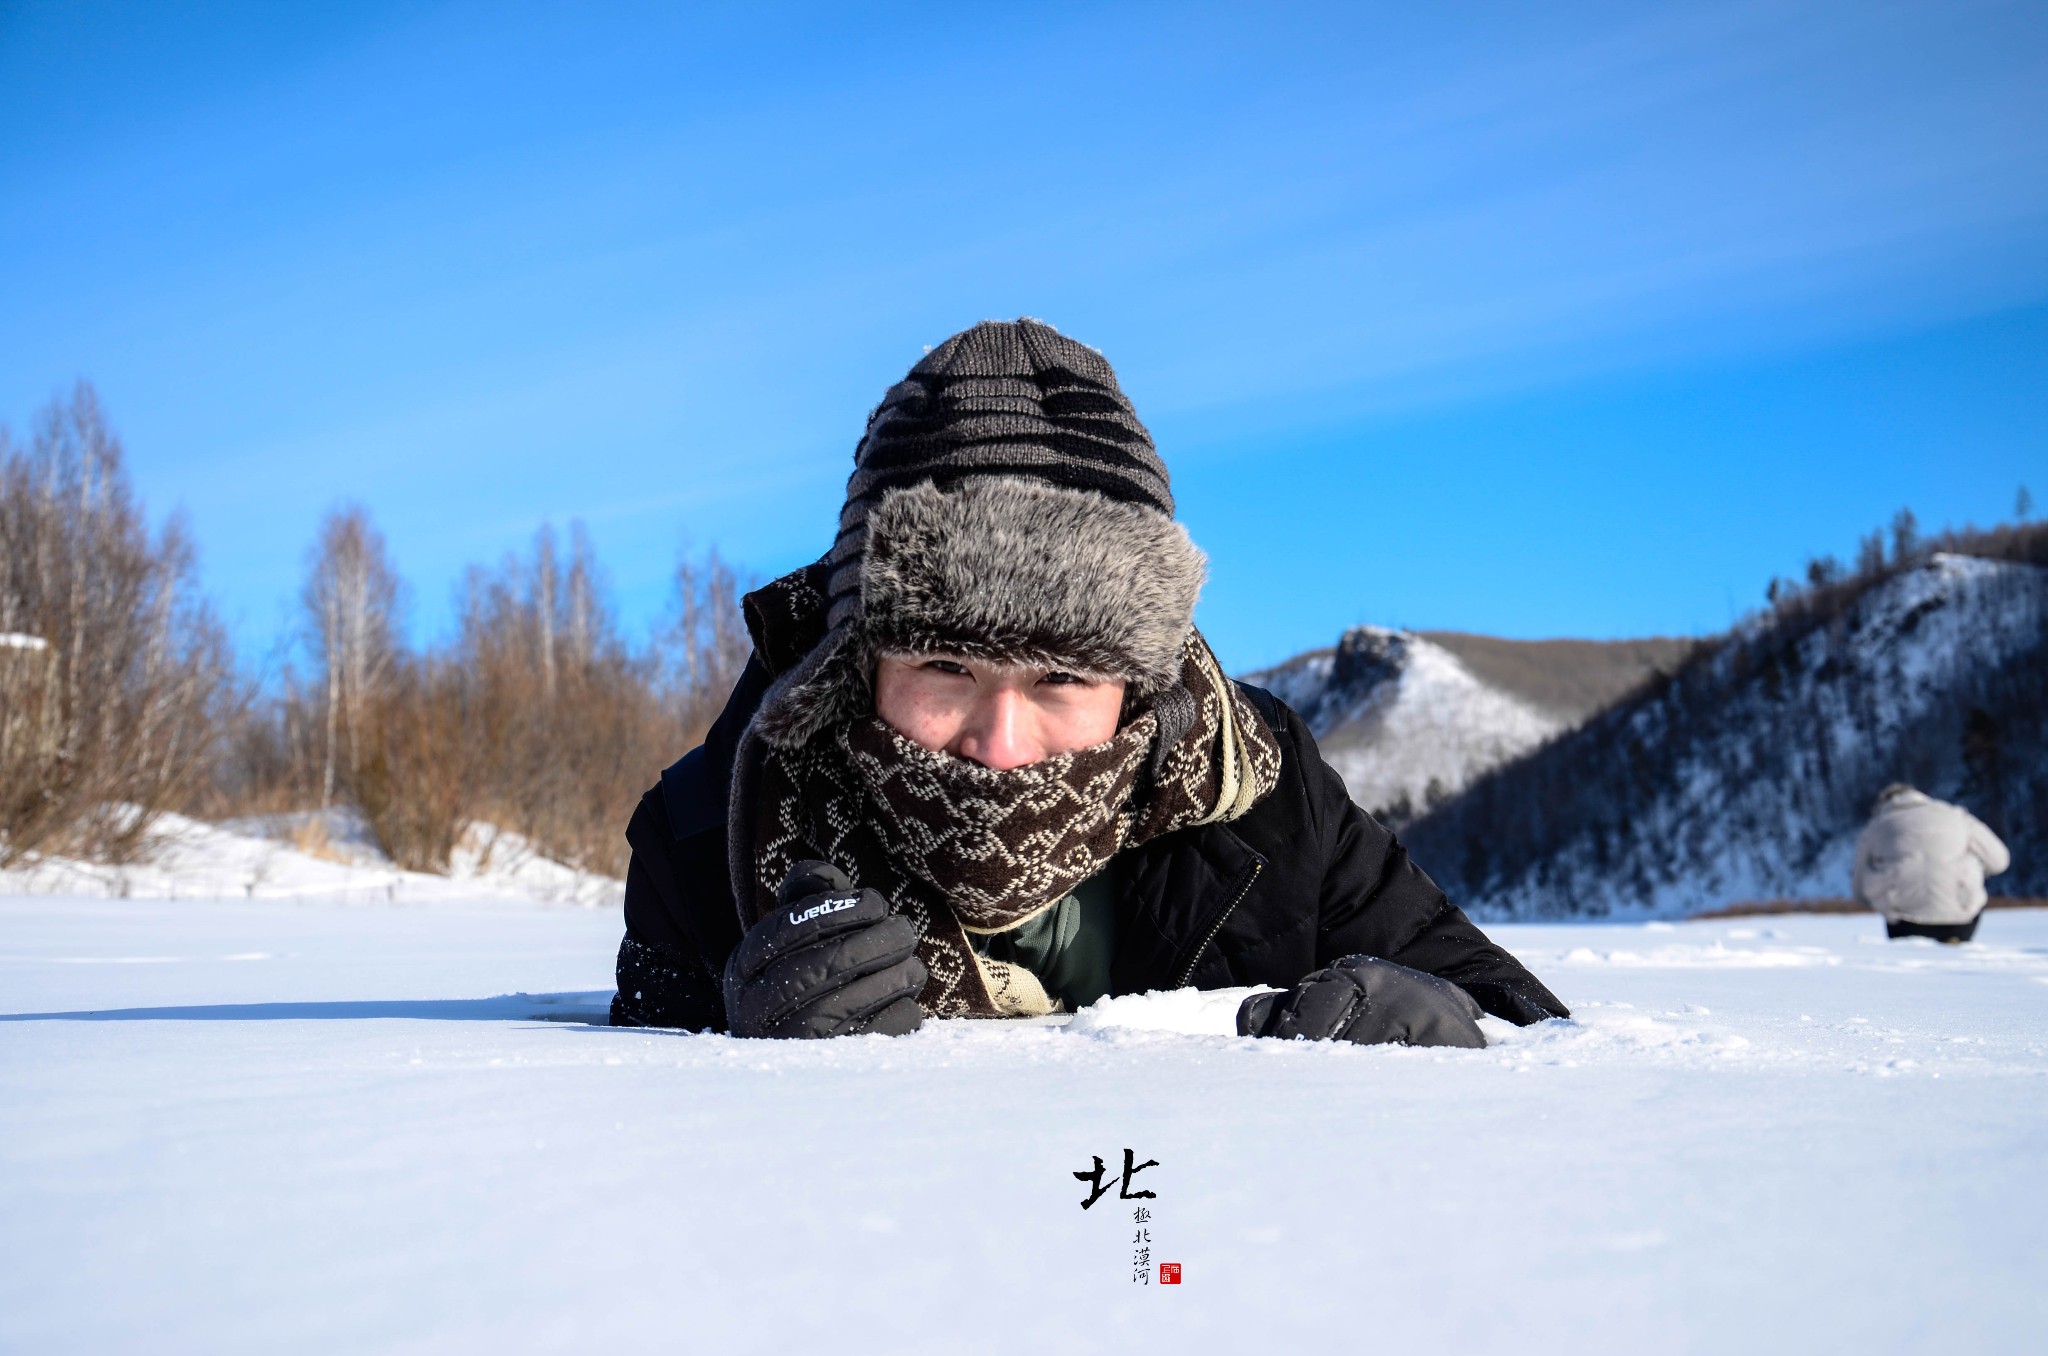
[924,659,971,676]
[1042,671,1082,686]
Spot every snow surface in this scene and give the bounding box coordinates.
[5,894,2046,1353]
[1245,626,1563,817]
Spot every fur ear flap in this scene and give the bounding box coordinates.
[749,628,875,749]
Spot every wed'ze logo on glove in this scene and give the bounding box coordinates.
[725,863,928,1040]
[787,893,863,926]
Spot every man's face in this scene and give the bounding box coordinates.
[873,653,1127,770]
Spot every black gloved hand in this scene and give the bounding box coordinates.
[722,861,927,1039]
[1459,978,1570,1026]
[1236,955,1487,1048]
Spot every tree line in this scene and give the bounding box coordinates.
[1,384,752,879]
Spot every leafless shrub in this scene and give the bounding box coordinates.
[0,384,234,864]
[450,524,674,876]
[352,655,473,872]
[197,688,317,818]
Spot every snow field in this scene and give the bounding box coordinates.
[3,897,2045,1354]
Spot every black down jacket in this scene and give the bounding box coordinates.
[610,657,1569,1033]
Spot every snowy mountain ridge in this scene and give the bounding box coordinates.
[1244,627,1565,820]
[1408,553,2048,918]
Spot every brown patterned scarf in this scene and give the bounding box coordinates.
[740,636,1282,1017]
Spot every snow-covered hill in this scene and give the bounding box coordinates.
[1410,553,2048,918]
[1245,627,1568,820]
[0,808,620,908]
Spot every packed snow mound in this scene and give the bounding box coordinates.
[1410,553,2048,918]
[0,808,620,907]
[1063,985,1259,1037]
[1244,625,1563,819]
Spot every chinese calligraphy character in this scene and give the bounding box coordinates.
[1072,1148,1159,1210]
[1117,1149,1158,1199]
[1073,1155,1112,1209]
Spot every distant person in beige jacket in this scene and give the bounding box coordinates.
[1853,785,2011,943]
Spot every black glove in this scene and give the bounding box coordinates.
[1236,955,1487,1048]
[723,861,927,1039]
[1459,978,1570,1026]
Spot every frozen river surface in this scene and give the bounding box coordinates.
[3,896,2045,1354]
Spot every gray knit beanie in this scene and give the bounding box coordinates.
[754,319,1206,746]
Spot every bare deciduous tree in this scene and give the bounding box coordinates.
[301,505,402,810]
[0,384,234,864]
[665,545,752,743]
[446,522,677,876]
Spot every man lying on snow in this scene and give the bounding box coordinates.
[610,319,1568,1046]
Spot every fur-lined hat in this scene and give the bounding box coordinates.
[752,319,1206,746]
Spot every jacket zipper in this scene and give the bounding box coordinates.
[1177,857,1264,987]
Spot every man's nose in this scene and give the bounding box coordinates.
[959,687,1038,770]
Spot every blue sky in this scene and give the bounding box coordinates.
[3,0,2044,673]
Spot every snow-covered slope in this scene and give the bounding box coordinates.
[1244,626,1564,819]
[0,808,620,907]
[1410,554,2048,918]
